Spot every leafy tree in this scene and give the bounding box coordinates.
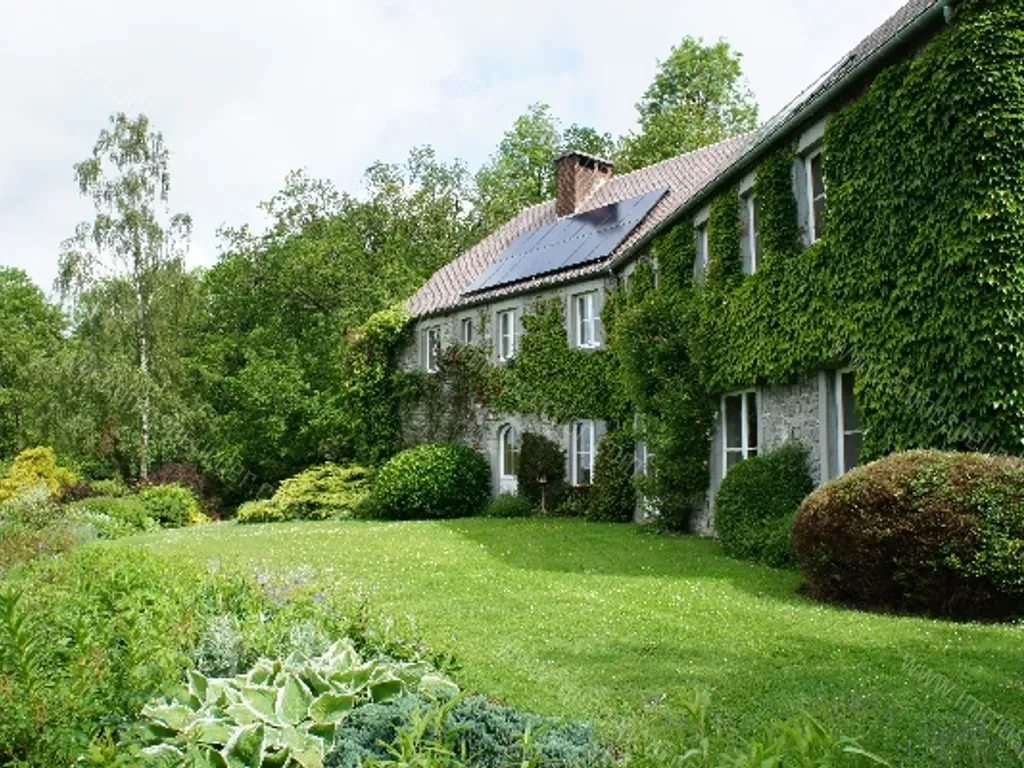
[56,113,192,480]
[616,37,758,171]
[474,104,614,232]
[0,268,65,457]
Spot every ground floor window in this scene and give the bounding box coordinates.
[723,390,758,472]
[571,420,595,485]
[424,326,441,373]
[499,424,520,478]
[837,369,861,473]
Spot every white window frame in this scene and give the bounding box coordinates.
[460,317,473,344]
[571,420,596,486]
[424,326,441,373]
[745,192,760,273]
[574,291,599,349]
[836,368,862,474]
[499,424,520,479]
[697,224,709,273]
[722,390,758,474]
[497,309,517,362]
[806,149,825,244]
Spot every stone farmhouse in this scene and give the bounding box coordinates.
[400,0,991,530]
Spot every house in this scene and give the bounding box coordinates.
[401,0,1014,530]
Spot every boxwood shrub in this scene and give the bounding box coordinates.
[373,443,490,520]
[484,493,536,518]
[137,484,205,528]
[714,442,812,568]
[792,450,1024,620]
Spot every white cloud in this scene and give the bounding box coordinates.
[0,0,909,296]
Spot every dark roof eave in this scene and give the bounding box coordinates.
[605,0,953,276]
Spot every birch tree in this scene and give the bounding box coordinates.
[57,113,191,480]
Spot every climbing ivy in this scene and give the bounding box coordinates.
[705,186,742,285]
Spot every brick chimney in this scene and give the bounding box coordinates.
[554,151,614,218]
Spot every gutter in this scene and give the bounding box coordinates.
[606,0,956,275]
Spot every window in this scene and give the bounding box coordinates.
[460,317,473,344]
[745,193,760,273]
[497,309,517,361]
[571,420,595,486]
[807,150,826,243]
[424,326,441,373]
[574,291,598,348]
[499,424,520,478]
[836,370,862,474]
[723,391,758,472]
[695,223,709,275]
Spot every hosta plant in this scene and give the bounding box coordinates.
[136,639,459,768]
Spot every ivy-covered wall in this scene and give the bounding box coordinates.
[688,0,1024,459]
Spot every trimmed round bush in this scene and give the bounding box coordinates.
[67,496,158,533]
[373,443,490,520]
[586,428,636,523]
[792,450,1024,620]
[141,463,220,517]
[485,493,536,518]
[714,442,812,568]
[137,484,206,528]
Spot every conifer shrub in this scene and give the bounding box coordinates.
[372,443,490,520]
[516,432,566,510]
[792,450,1024,620]
[0,447,77,503]
[714,442,812,568]
[587,428,636,523]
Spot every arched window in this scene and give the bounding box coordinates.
[571,420,595,486]
[499,425,520,478]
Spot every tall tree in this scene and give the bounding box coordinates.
[474,104,614,232]
[616,37,758,171]
[57,113,192,479]
[0,268,65,457]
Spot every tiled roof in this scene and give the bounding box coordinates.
[406,0,944,320]
[407,133,753,317]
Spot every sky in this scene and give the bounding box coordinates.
[1,0,910,297]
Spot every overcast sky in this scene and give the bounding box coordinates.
[1,0,908,296]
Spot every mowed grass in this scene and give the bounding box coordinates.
[130,519,1023,766]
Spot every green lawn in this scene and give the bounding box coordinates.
[130,519,1023,766]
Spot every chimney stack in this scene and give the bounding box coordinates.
[554,151,614,218]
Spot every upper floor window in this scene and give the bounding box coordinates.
[837,369,862,474]
[499,424,520,478]
[695,223,709,276]
[460,317,474,344]
[571,420,595,486]
[807,150,826,243]
[574,291,599,349]
[497,309,517,361]
[424,326,441,373]
[723,390,758,472]
[744,193,760,273]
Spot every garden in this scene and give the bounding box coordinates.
[1,440,1022,767]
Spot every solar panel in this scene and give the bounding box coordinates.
[463,187,667,295]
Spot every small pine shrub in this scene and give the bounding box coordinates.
[516,432,567,510]
[271,463,375,520]
[587,428,636,523]
[484,493,536,518]
[0,447,77,503]
[793,450,1024,620]
[137,484,205,528]
[373,444,490,520]
[714,443,812,568]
